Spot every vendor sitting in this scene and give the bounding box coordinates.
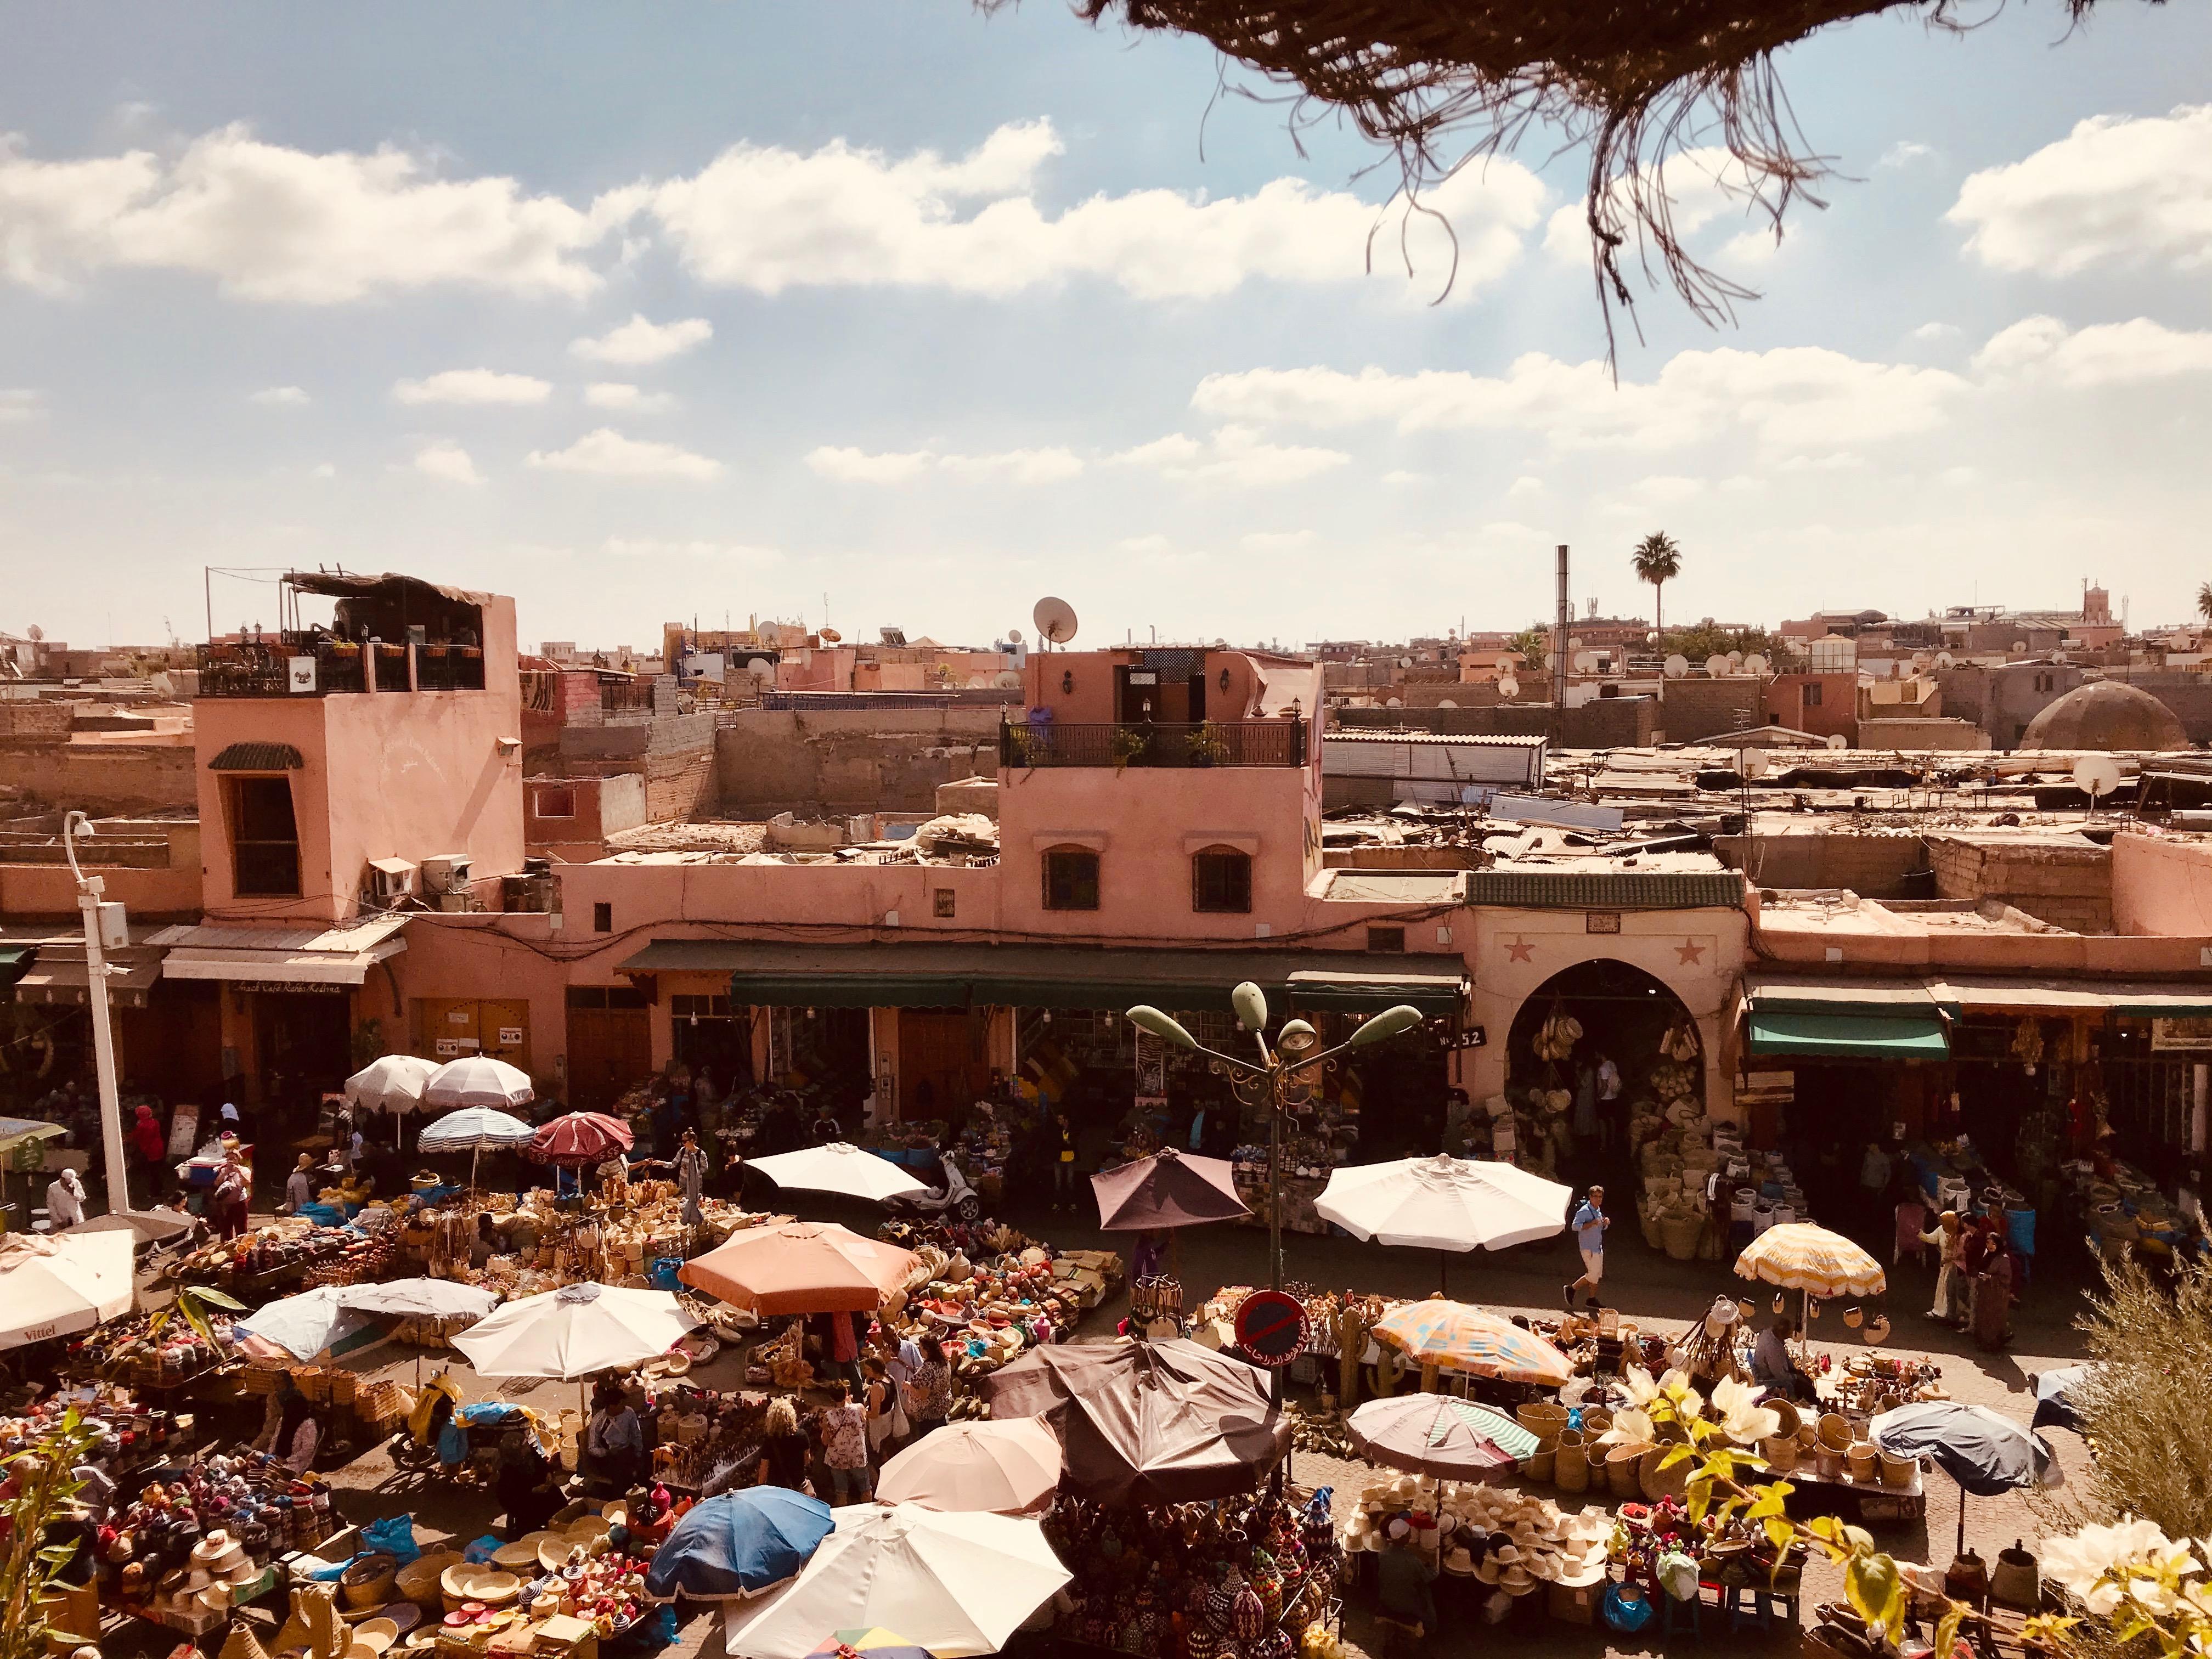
[1376,1522,1439,1637]
[495,1425,563,1537]
[1751,1316,1819,1403]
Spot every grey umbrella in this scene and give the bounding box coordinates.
[1869,1402,2062,1555]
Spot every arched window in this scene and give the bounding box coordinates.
[1191,845,1252,913]
[1042,845,1101,911]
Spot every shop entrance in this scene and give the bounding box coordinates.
[672,995,754,1092]
[896,1007,993,1121]
[250,987,352,1112]
[1506,959,1702,1172]
[567,986,651,1111]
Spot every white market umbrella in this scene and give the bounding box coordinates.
[724,1503,1072,1659]
[346,1054,440,1147]
[335,1279,500,1321]
[0,1231,133,1350]
[424,1055,534,1110]
[419,1105,536,1190]
[1316,1153,1572,1293]
[876,1418,1063,1514]
[454,1282,699,1385]
[234,1286,385,1365]
[746,1143,930,1205]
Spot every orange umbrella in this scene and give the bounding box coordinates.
[680,1221,920,1315]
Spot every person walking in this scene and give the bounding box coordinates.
[1920,1210,1965,1324]
[128,1104,165,1206]
[674,1129,709,1229]
[819,1380,872,1504]
[1049,1110,1079,1212]
[1595,1055,1622,1155]
[1565,1185,1609,1308]
[905,1335,951,1442]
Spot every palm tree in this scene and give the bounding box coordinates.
[1632,532,1683,652]
[2198,582,2212,626]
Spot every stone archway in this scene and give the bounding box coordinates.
[1505,957,1705,1173]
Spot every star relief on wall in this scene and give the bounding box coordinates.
[1504,936,1534,963]
[1675,938,1706,964]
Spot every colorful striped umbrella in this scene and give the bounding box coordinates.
[1734,1223,1887,1298]
[1369,1299,1572,1386]
[1347,1393,1538,1482]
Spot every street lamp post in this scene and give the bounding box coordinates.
[1125,983,1424,1297]
[61,812,133,1217]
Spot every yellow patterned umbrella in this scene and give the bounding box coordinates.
[1370,1299,1573,1387]
[1735,1223,1887,1298]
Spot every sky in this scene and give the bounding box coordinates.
[3,2,2210,654]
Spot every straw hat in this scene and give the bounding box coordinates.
[194,1530,250,1577]
[439,1564,520,1605]
[1554,1553,1609,1588]
[1444,1546,1475,1575]
[492,1533,559,1572]
[1702,1297,1739,1340]
[1499,1564,1537,1595]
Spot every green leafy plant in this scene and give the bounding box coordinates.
[1110,726,1148,772]
[1188,721,1232,765]
[0,1412,99,1659]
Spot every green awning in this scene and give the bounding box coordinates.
[0,947,35,991]
[616,940,1467,1016]
[1748,1009,1950,1062]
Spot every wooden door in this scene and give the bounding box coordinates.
[567,1005,652,1110]
[896,1008,992,1121]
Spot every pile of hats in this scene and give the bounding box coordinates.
[1339,1474,1612,1593]
[143,1527,263,1622]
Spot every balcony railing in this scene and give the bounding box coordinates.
[1001,718,1307,769]
[195,637,483,697]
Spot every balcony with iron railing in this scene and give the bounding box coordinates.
[195,635,484,697]
[1000,718,1307,769]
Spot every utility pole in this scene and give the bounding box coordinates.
[63,814,132,1216]
[1553,544,1571,745]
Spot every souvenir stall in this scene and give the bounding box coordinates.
[166,1217,363,1296]
[104,1453,346,1638]
[879,1219,1115,1388]
[70,1294,244,1393]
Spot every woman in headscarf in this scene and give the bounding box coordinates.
[260,1377,321,1473]
[674,1130,709,1229]
[129,1104,165,1205]
[211,1145,251,1240]
[44,1167,86,1230]
[1919,1210,1965,1324]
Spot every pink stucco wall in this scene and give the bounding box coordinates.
[194,597,524,923]
[2113,831,2212,938]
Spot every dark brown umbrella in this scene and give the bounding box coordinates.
[1090,1150,1250,1231]
[979,1338,1290,1505]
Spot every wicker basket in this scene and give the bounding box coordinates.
[328,1372,358,1407]
[342,1553,398,1610]
[1555,1438,1590,1494]
[1661,1215,1702,1261]
[1760,1434,1799,1473]
[241,1367,281,1396]
[296,1368,331,1404]
[1606,1443,1649,1498]
[395,1550,461,1607]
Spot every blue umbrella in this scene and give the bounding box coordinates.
[645,1487,833,1600]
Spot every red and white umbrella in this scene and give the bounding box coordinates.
[529,1112,635,1168]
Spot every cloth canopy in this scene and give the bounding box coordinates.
[334,1279,499,1321]
[1747,1009,1949,1060]
[2032,1365,2092,1434]
[875,1419,1063,1514]
[746,1143,929,1205]
[979,1337,1289,1505]
[453,1283,698,1381]
[722,1503,1071,1659]
[1868,1403,2061,1498]
[235,1286,386,1365]
[645,1487,833,1600]
[528,1113,635,1169]
[1369,1300,1573,1386]
[1091,1150,1250,1232]
[1315,1155,1570,1252]
[345,1054,439,1118]
[680,1222,920,1316]
[1347,1393,1538,1482]
[424,1055,534,1110]
[1734,1223,1888,1298]
[0,1231,133,1350]
[418,1108,535,1153]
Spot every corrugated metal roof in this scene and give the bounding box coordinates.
[1464,870,1745,910]
[207,742,303,771]
[1322,732,1545,747]
[145,913,410,953]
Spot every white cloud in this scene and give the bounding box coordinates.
[1880,141,1934,169]
[637,118,1544,301]
[250,385,309,406]
[1630,475,1704,504]
[1192,346,1966,455]
[1506,475,1544,498]
[1543,147,1770,268]
[1240,529,1315,551]
[527,427,721,479]
[0,123,614,300]
[602,537,780,562]
[1113,425,1349,486]
[1911,322,1960,342]
[392,368,551,406]
[309,462,336,479]
[569,314,713,366]
[0,389,42,423]
[1382,469,1426,486]
[1950,105,2212,275]
[1974,314,2212,386]
[412,442,482,484]
[585,382,674,412]
[804,443,1082,484]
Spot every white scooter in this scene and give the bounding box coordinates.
[883,1153,984,1223]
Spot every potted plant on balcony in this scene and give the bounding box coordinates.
[1111,726,1149,772]
[1003,725,1036,766]
[1188,721,1232,766]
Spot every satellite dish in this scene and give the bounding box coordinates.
[1032,597,1079,646]
[1495,654,1515,672]
[745,658,774,684]
[1568,636,1583,651]
[1008,626,1023,644]
[819,626,843,644]
[1498,676,1520,697]
[2011,640,2028,653]
[1936,651,1954,669]
[1742,748,1770,779]
[2073,755,2122,800]
[26,624,42,642]
[1743,653,1768,676]
[1437,698,1458,709]
[1726,651,1743,670]
[1398,657,1414,669]
[1573,651,1597,673]
[1664,654,1690,679]
[1705,654,1730,676]
[1826,732,1849,750]
[1385,697,1402,708]
[995,670,1022,689]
